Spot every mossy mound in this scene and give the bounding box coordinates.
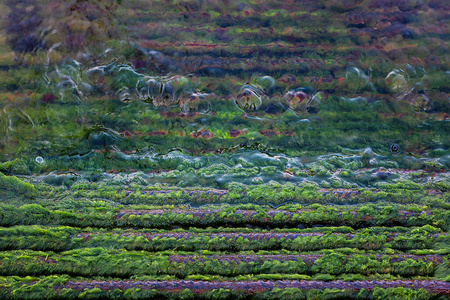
[0,172,37,199]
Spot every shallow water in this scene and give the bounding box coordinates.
[0,0,448,199]
[0,1,450,195]
[0,2,449,297]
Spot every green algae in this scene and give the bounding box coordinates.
[1,202,448,231]
[48,181,450,208]
[0,172,37,199]
[1,224,449,255]
[0,249,445,279]
[0,275,444,300]
[0,0,449,298]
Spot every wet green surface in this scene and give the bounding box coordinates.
[0,0,449,298]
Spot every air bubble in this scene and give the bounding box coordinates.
[153,82,178,107]
[285,90,310,111]
[147,79,163,103]
[345,67,371,92]
[182,92,211,114]
[236,88,262,111]
[385,69,408,93]
[119,87,133,103]
[86,66,105,85]
[36,156,44,164]
[363,147,374,158]
[252,177,263,184]
[254,76,276,93]
[390,144,399,153]
[410,94,431,112]
[136,77,150,102]
[284,89,322,115]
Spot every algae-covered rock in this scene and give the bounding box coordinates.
[0,172,37,198]
[0,159,29,175]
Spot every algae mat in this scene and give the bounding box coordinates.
[0,0,449,299]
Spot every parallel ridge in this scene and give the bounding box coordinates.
[1,277,449,299]
[2,203,449,229]
[61,279,450,293]
[1,250,447,277]
[1,227,449,252]
[0,0,449,298]
[1,202,449,298]
[63,185,450,206]
[126,0,450,80]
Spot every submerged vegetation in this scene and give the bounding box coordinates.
[0,0,449,298]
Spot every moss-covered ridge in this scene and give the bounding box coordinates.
[0,172,37,199]
[0,275,449,299]
[1,248,448,278]
[1,202,449,230]
[0,0,449,298]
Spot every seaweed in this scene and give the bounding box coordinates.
[0,172,37,199]
[0,0,449,297]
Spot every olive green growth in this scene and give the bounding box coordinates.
[0,172,37,199]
